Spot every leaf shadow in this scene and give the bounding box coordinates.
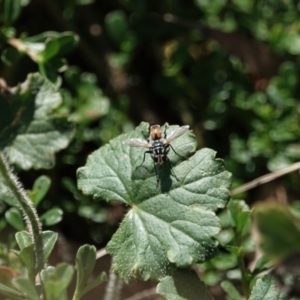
[131,162,174,194]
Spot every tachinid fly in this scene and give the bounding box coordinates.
[123,124,190,186]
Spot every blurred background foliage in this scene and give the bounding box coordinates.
[1,0,300,252]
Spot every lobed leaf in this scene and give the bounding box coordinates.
[77,122,231,281]
[249,274,287,300]
[157,269,214,300]
[0,73,74,170]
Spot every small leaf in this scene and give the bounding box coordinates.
[255,203,300,261]
[77,122,232,282]
[73,245,106,298]
[0,282,23,297]
[157,269,214,300]
[39,62,62,88]
[2,0,22,26]
[252,255,273,275]
[15,230,32,250]
[78,272,107,298]
[75,0,95,4]
[105,10,130,46]
[12,278,39,300]
[41,264,74,300]
[40,208,63,226]
[16,245,35,275]
[5,207,24,230]
[29,175,51,206]
[0,73,74,170]
[45,33,78,61]
[35,231,58,273]
[248,274,287,300]
[227,199,251,235]
[1,47,22,66]
[221,280,243,300]
[75,245,96,290]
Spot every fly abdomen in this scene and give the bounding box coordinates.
[152,140,166,164]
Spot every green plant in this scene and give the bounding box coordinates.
[75,122,298,299]
[1,0,300,299]
[0,74,106,299]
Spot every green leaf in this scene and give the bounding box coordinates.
[252,256,273,276]
[5,207,24,230]
[255,203,300,261]
[15,230,32,250]
[41,264,74,300]
[15,245,35,277]
[74,246,106,298]
[1,47,22,66]
[0,73,74,170]
[249,274,287,300]
[29,175,51,206]
[220,280,243,300]
[77,122,232,281]
[41,32,79,62]
[39,62,63,88]
[35,231,58,273]
[157,269,214,300]
[2,0,22,26]
[78,272,107,298]
[0,282,23,297]
[105,10,130,46]
[19,32,78,64]
[40,208,63,226]
[227,199,251,235]
[76,0,95,4]
[12,278,39,300]
[75,245,96,291]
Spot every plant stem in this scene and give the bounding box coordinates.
[104,270,123,300]
[235,231,250,298]
[0,152,42,243]
[237,249,249,298]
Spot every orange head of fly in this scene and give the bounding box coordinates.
[149,124,162,140]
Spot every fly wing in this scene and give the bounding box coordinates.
[123,138,151,148]
[164,125,189,144]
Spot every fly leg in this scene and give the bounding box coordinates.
[169,144,188,160]
[137,151,159,187]
[153,162,159,188]
[163,123,169,139]
[166,157,180,182]
[136,150,152,169]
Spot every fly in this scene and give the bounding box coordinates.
[123,124,190,186]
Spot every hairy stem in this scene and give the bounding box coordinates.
[0,152,42,242]
[104,270,123,300]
